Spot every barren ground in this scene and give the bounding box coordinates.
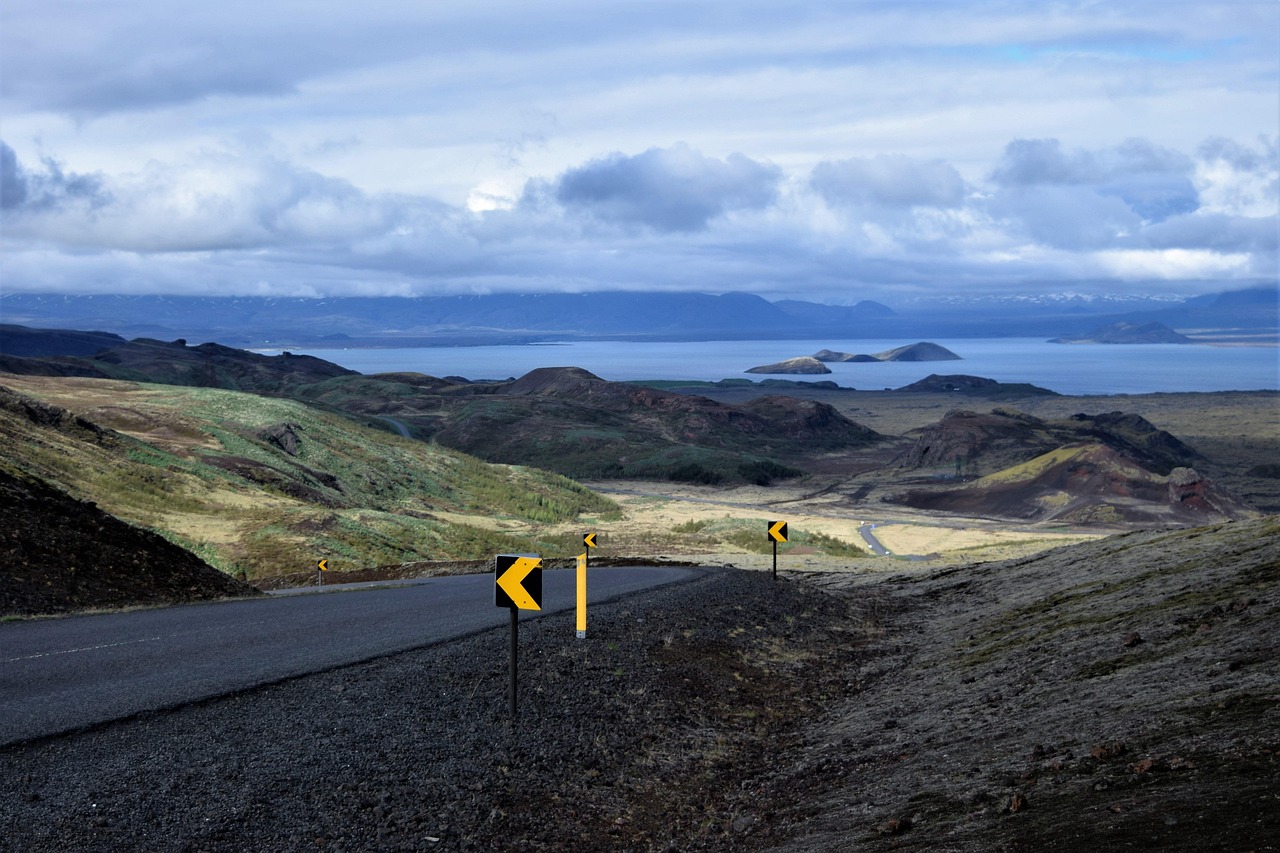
[2,517,1275,851]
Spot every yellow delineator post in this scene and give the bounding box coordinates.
[576,553,588,639]
[578,532,596,639]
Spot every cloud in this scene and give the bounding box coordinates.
[539,144,781,232]
[0,140,434,253]
[810,154,968,209]
[1195,136,1280,218]
[990,138,1198,222]
[0,140,111,212]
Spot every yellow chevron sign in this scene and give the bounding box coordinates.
[583,532,597,549]
[317,559,329,571]
[768,520,788,543]
[495,554,543,611]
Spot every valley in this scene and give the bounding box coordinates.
[0,327,1276,851]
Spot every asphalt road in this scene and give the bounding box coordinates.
[858,523,891,555]
[0,566,698,747]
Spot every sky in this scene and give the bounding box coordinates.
[1,0,1277,306]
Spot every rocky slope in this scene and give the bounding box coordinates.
[0,465,259,615]
[781,515,1279,851]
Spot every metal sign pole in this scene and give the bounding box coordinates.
[509,606,519,718]
[772,537,778,581]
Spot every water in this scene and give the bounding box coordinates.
[274,338,1279,396]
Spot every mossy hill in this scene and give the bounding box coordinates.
[2,333,885,486]
[303,366,885,484]
[0,378,617,583]
[889,409,1251,525]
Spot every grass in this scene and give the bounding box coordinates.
[0,379,623,579]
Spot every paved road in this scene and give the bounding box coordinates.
[0,567,697,746]
[858,523,891,556]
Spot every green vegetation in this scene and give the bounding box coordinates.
[0,381,621,581]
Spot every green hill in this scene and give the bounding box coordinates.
[0,376,618,581]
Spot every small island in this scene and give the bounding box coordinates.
[744,356,832,375]
[814,341,962,363]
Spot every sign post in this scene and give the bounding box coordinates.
[578,532,597,639]
[495,554,543,718]
[768,521,788,580]
[316,559,329,587]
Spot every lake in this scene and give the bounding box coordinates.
[271,338,1279,396]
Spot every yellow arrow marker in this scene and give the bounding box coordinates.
[317,559,329,571]
[576,553,587,638]
[497,556,542,611]
[768,520,788,543]
[583,532,597,549]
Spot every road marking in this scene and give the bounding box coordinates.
[3,636,162,664]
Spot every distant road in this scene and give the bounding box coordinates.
[858,523,891,556]
[374,416,412,438]
[0,567,697,746]
[594,485,906,559]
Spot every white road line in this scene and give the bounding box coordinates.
[2,636,162,664]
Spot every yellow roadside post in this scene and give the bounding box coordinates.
[576,553,588,639]
[578,532,596,639]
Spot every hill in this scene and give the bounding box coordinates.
[1050,321,1193,344]
[786,514,1280,850]
[900,443,1250,525]
[813,341,962,363]
[1,333,887,486]
[0,324,127,358]
[884,408,1256,526]
[0,376,618,584]
[306,366,885,484]
[896,373,1059,396]
[0,465,259,616]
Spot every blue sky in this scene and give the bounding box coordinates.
[1,0,1276,304]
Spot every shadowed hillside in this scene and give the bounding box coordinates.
[0,465,260,616]
[305,366,886,484]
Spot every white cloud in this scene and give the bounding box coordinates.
[0,1,1276,302]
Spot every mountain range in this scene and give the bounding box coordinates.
[2,287,1274,346]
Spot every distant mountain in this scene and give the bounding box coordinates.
[1050,321,1193,344]
[1,287,1273,344]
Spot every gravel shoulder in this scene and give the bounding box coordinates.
[2,516,1277,852]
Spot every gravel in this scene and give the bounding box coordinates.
[0,567,874,851]
[4,516,1277,851]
